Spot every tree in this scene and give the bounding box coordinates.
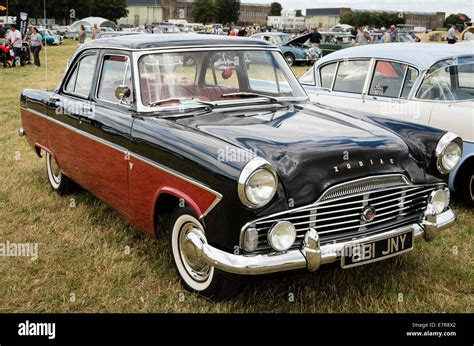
[191,0,217,25]
[444,13,471,28]
[216,0,240,25]
[90,0,128,22]
[340,11,405,28]
[269,2,282,16]
[295,9,303,17]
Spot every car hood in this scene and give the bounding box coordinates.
[176,103,427,203]
[284,33,311,46]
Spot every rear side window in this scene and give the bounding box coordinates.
[369,60,407,98]
[333,60,370,94]
[65,54,97,97]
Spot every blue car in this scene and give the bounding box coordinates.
[39,30,62,45]
[251,32,322,66]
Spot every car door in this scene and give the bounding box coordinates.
[49,50,99,186]
[358,60,433,125]
[75,52,135,217]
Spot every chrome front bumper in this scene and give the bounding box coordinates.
[186,208,456,276]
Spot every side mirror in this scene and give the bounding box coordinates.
[115,85,131,104]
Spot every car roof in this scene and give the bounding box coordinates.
[315,43,474,70]
[80,33,274,50]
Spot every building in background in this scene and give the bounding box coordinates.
[267,10,305,31]
[238,3,270,26]
[305,7,445,30]
[118,0,270,26]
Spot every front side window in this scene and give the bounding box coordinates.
[64,54,97,97]
[138,50,306,107]
[97,55,133,104]
[400,66,419,98]
[333,60,370,94]
[369,61,407,98]
[417,63,474,101]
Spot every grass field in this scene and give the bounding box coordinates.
[0,40,472,312]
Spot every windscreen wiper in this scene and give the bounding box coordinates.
[220,92,279,103]
[148,98,216,108]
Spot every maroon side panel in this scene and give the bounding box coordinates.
[129,157,219,236]
[21,109,48,152]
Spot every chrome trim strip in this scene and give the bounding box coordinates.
[21,107,223,217]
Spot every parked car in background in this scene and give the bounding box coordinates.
[416,31,448,43]
[39,29,62,45]
[251,32,322,66]
[319,32,354,56]
[370,32,415,44]
[301,43,474,205]
[95,31,143,39]
[20,35,459,300]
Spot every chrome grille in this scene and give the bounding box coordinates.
[243,175,438,253]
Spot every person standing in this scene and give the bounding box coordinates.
[355,24,370,45]
[389,25,398,42]
[379,27,390,43]
[91,24,100,40]
[447,24,458,44]
[78,25,86,44]
[309,27,322,47]
[29,27,43,67]
[0,24,5,40]
[7,25,23,66]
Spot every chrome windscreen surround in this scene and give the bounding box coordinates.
[240,174,443,253]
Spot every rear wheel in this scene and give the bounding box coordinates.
[460,167,474,207]
[169,206,242,301]
[46,151,77,195]
[284,53,295,66]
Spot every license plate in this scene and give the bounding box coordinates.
[341,230,414,269]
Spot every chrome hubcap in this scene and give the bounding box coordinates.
[286,56,293,65]
[179,223,211,282]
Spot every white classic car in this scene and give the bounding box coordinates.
[301,43,474,206]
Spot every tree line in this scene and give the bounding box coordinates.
[2,0,128,23]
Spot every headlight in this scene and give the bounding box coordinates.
[426,188,450,215]
[238,157,278,208]
[268,221,296,252]
[435,132,462,174]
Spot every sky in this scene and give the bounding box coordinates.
[247,0,474,18]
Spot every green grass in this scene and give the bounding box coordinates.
[0,40,472,312]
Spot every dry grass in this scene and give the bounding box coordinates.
[0,40,472,312]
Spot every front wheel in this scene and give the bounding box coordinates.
[170,206,242,301]
[46,151,77,195]
[460,167,474,207]
[284,53,295,66]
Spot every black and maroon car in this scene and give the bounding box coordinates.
[19,35,461,300]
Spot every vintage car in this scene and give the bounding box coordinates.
[20,35,461,300]
[319,32,354,56]
[251,32,322,66]
[39,29,63,45]
[301,43,474,206]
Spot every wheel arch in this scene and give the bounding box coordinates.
[152,187,203,237]
[452,154,474,192]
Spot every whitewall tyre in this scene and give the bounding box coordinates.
[461,168,474,207]
[45,151,77,195]
[169,206,242,301]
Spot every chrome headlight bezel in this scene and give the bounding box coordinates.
[435,132,462,175]
[238,157,278,209]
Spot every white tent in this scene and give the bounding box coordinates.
[70,17,117,30]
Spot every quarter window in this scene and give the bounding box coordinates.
[400,66,419,98]
[97,55,133,104]
[64,54,97,97]
[333,60,370,94]
[319,62,337,88]
[369,61,407,98]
